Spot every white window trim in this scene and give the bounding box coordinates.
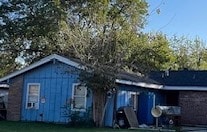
[130,92,139,111]
[71,83,87,112]
[26,83,40,109]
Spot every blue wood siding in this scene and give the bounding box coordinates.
[104,84,165,127]
[104,94,115,126]
[21,61,92,123]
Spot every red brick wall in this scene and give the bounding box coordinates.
[179,91,207,125]
[7,75,23,121]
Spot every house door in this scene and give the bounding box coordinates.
[137,92,154,125]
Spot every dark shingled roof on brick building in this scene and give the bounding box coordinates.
[149,70,207,86]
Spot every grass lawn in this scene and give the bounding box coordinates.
[0,121,133,132]
[0,121,177,132]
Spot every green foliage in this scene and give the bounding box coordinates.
[67,0,148,31]
[63,1,149,126]
[0,51,21,77]
[63,104,94,127]
[170,36,207,70]
[0,0,66,75]
[125,33,174,73]
[63,0,149,93]
[68,110,95,127]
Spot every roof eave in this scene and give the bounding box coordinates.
[115,79,163,89]
[163,86,207,91]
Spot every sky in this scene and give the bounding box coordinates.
[144,0,207,42]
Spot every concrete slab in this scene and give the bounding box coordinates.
[129,127,176,132]
[181,126,207,132]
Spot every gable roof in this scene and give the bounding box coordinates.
[0,54,162,89]
[0,54,83,82]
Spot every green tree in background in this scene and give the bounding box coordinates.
[0,0,65,76]
[170,36,207,70]
[126,32,175,73]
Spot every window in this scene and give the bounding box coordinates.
[72,84,87,111]
[129,92,139,111]
[26,83,40,109]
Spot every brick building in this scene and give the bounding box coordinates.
[150,70,207,125]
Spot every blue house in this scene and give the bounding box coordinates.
[0,54,163,126]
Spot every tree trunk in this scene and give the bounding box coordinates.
[93,90,106,127]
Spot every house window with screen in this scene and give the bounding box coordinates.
[26,83,40,109]
[72,84,87,111]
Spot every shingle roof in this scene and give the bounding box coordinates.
[149,70,207,86]
[116,71,159,84]
[116,71,163,89]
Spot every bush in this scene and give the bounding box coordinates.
[63,105,94,127]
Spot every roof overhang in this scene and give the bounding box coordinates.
[115,79,163,89]
[163,86,207,91]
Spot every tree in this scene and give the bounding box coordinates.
[170,36,207,70]
[64,0,148,126]
[0,0,65,75]
[190,37,207,69]
[125,33,175,73]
